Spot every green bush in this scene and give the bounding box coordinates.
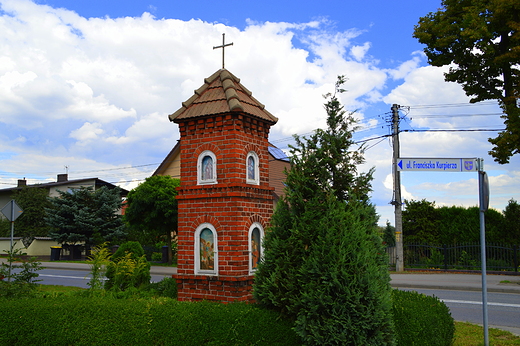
[255,197,395,345]
[0,249,43,298]
[105,241,151,291]
[392,289,455,346]
[112,241,145,261]
[148,277,178,298]
[0,297,300,345]
[105,253,151,291]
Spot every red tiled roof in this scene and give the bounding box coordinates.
[169,69,278,124]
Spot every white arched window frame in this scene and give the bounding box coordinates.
[197,150,217,185]
[194,223,218,276]
[248,222,264,274]
[246,151,260,185]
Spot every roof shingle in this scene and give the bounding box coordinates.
[169,69,278,124]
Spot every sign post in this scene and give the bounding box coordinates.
[396,158,478,172]
[478,160,489,346]
[1,200,23,282]
[397,157,489,346]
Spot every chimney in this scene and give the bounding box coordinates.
[17,179,27,187]
[57,174,68,182]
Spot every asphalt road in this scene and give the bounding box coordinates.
[37,268,170,288]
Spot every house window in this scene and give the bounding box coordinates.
[197,150,217,185]
[195,223,218,275]
[246,151,259,185]
[249,223,264,274]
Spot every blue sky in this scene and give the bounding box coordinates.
[1,0,518,225]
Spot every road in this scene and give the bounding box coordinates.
[33,268,172,288]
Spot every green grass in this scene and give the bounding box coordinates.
[454,322,520,346]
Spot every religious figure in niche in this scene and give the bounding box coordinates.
[247,155,255,180]
[251,227,261,270]
[202,155,213,180]
[200,228,214,270]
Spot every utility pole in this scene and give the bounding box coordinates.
[391,104,404,272]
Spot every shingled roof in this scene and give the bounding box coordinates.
[169,69,278,125]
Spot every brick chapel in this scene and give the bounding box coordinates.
[164,67,288,302]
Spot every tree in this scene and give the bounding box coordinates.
[288,76,375,205]
[381,221,396,247]
[11,186,52,244]
[402,199,440,244]
[123,175,180,264]
[254,77,395,345]
[46,186,126,250]
[503,199,520,244]
[413,0,520,164]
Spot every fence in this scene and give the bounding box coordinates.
[386,242,520,272]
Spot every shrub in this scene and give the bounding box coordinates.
[0,248,42,298]
[111,241,145,261]
[86,244,111,290]
[105,241,151,291]
[392,289,455,346]
[0,297,300,345]
[105,253,151,291]
[255,196,395,345]
[148,277,177,298]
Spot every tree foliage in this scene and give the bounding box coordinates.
[413,0,520,164]
[123,175,180,264]
[402,199,516,244]
[288,76,374,205]
[11,186,52,242]
[503,199,520,244]
[402,199,440,244]
[46,186,126,248]
[254,77,394,345]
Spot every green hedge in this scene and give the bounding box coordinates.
[392,289,455,346]
[0,289,455,346]
[0,297,300,346]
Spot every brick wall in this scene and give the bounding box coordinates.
[174,113,274,302]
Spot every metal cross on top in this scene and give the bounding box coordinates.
[213,33,233,69]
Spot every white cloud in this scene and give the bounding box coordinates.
[0,0,518,227]
[69,122,104,143]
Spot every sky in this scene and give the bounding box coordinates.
[0,0,518,226]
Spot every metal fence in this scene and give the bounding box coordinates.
[386,243,520,272]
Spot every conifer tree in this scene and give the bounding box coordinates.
[46,186,126,248]
[254,77,395,345]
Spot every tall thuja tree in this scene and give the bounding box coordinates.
[46,186,126,249]
[254,77,395,345]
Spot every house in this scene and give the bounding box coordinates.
[153,141,290,205]
[0,174,128,259]
[0,174,128,211]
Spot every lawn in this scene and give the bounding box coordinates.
[454,322,520,346]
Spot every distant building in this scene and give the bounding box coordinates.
[0,174,128,216]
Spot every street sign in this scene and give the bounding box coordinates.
[397,158,478,172]
[1,200,23,222]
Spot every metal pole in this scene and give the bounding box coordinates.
[392,104,404,272]
[478,161,489,346]
[8,200,14,283]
